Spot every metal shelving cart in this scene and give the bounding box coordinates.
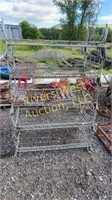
[9,67,100,156]
[8,25,108,156]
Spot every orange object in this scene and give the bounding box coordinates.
[76,78,84,84]
[58,78,70,89]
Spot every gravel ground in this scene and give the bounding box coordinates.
[1,108,111,200]
[33,49,66,60]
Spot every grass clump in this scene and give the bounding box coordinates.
[0,39,5,53]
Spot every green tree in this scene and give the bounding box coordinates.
[107,28,112,43]
[79,0,102,25]
[39,28,51,39]
[40,28,62,40]
[53,0,102,40]
[53,0,78,40]
[20,21,41,39]
[94,27,112,43]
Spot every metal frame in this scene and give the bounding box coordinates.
[11,106,94,157]
[9,61,102,156]
[9,25,108,156]
[10,78,98,156]
[5,25,108,56]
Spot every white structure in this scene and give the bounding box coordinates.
[0,19,22,40]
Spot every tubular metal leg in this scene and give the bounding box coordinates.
[14,131,20,158]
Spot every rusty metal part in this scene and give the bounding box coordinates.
[97,109,111,119]
[0,82,11,105]
[97,124,112,153]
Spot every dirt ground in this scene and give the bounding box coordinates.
[1,108,111,200]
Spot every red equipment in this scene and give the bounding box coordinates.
[17,73,28,89]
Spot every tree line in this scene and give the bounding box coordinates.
[20,0,111,42]
[20,20,111,42]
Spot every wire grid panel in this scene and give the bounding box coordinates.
[11,106,96,130]
[11,109,94,155]
[9,63,101,79]
[13,126,93,154]
[7,39,106,49]
[10,85,57,105]
[10,80,99,107]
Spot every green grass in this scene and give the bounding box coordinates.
[0,39,6,53]
[12,45,42,62]
[32,47,84,67]
[0,39,111,59]
[102,69,112,75]
[0,39,111,73]
[106,49,112,58]
[0,39,84,60]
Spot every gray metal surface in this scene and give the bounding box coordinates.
[0,19,22,40]
[11,104,95,157]
[7,41,104,48]
[16,143,92,153]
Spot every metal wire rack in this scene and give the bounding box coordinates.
[10,81,99,106]
[9,59,102,156]
[11,106,95,156]
[9,25,108,156]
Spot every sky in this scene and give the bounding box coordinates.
[0,0,112,28]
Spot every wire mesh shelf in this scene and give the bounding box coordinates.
[11,109,94,156]
[1,21,108,156]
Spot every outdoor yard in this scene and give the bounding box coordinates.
[1,108,111,200]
